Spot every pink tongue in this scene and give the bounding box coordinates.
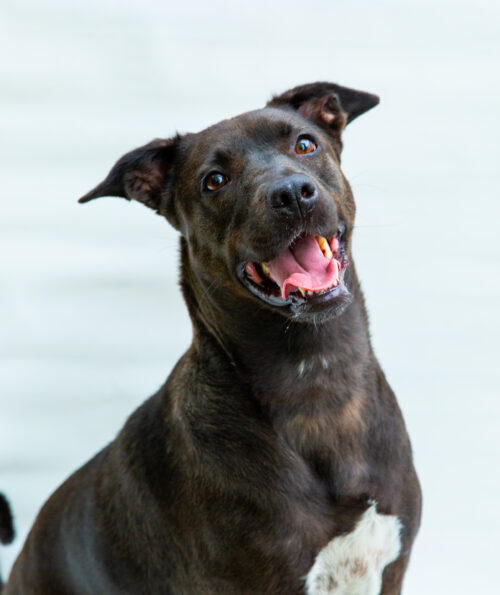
[266,235,340,299]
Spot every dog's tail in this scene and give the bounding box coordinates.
[0,493,15,591]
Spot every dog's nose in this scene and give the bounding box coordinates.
[267,174,318,219]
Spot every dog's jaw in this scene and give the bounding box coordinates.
[236,227,353,322]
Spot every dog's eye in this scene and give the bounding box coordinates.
[204,172,229,191]
[295,136,318,155]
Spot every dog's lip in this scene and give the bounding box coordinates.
[236,227,350,309]
[238,266,351,310]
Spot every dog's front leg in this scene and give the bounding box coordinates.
[379,555,409,595]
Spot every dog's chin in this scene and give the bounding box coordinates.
[236,229,353,323]
[288,285,353,323]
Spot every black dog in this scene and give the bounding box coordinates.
[5,82,421,594]
[0,494,15,591]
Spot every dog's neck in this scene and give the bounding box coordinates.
[179,246,377,492]
[180,246,374,415]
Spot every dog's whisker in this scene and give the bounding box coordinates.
[197,278,223,310]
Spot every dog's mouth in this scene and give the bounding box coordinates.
[238,227,350,309]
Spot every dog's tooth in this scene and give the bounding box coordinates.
[316,235,333,259]
[261,263,271,277]
[298,288,306,297]
[316,235,326,250]
[307,290,314,296]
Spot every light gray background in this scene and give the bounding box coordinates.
[1,0,499,592]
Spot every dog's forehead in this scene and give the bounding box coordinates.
[183,107,314,164]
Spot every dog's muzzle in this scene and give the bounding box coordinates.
[238,226,351,312]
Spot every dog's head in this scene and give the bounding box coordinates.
[80,82,378,323]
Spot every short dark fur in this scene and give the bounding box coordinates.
[0,495,14,548]
[0,494,14,592]
[5,82,421,594]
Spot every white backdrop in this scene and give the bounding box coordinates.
[1,0,499,592]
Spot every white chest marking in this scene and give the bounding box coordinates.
[305,502,402,595]
[297,357,329,377]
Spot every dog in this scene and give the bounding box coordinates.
[4,82,421,594]
[0,494,15,591]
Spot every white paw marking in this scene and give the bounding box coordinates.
[305,502,402,595]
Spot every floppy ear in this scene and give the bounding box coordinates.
[78,135,181,228]
[267,82,379,149]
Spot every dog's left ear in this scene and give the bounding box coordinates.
[267,82,379,149]
[78,136,181,229]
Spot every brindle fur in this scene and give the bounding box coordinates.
[5,82,421,594]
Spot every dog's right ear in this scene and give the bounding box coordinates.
[267,82,379,151]
[78,136,181,229]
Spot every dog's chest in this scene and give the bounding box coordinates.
[272,377,371,495]
[305,503,402,595]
